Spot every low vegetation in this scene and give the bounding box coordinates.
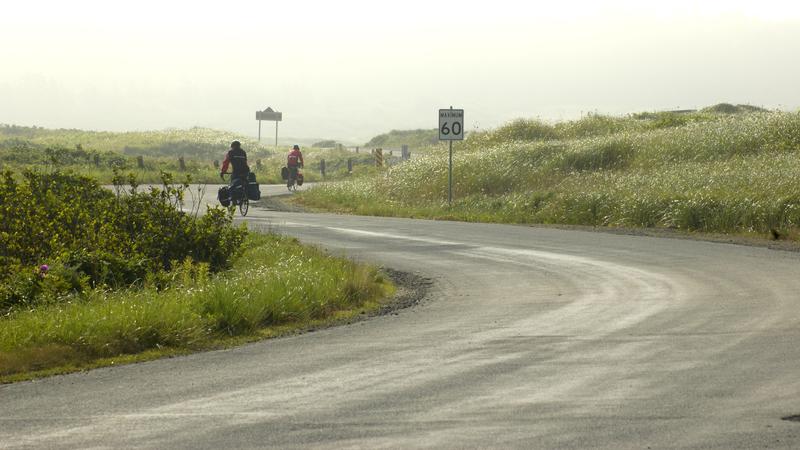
[0,170,245,309]
[0,233,389,381]
[0,171,389,381]
[0,125,266,160]
[0,125,275,183]
[0,125,385,184]
[299,105,800,239]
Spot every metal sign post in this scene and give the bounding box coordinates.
[439,107,464,206]
[256,107,283,149]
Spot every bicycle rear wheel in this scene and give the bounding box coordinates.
[239,196,249,216]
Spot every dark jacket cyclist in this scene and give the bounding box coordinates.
[220,140,250,189]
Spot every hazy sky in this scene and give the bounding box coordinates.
[2,0,800,143]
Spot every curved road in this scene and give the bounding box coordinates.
[3,186,800,448]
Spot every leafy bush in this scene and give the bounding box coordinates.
[0,170,246,309]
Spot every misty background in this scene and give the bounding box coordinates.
[1,0,799,144]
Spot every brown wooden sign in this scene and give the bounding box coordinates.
[256,107,282,121]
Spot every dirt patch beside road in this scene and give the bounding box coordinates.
[257,193,310,213]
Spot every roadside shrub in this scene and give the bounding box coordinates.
[0,170,246,309]
[0,233,388,377]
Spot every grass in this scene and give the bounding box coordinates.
[0,125,389,184]
[365,128,439,148]
[0,125,271,160]
[298,106,800,239]
[0,233,392,382]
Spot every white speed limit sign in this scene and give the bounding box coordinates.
[439,107,464,206]
[439,108,464,141]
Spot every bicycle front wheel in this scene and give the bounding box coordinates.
[239,197,249,216]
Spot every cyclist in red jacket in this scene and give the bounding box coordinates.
[286,144,304,190]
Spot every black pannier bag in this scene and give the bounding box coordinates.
[281,166,289,181]
[296,173,304,186]
[246,172,261,201]
[230,181,245,201]
[217,186,231,207]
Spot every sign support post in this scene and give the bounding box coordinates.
[439,106,464,207]
[449,138,453,205]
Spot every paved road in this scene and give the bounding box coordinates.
[3,186,800,449]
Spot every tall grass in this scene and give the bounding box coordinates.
[0,233,388,378]
[299,109,800,236]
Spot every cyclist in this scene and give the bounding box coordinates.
[220,140,250,200]
[286,144,304,190]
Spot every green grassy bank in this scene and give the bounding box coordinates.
[0,232,391,383]
[0,170,390,382]
[298,105,800,239]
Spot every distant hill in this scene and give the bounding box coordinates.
[700,103,768,114]
[312,140,340,148]
[364,129,438,148]
[0,125,271,160]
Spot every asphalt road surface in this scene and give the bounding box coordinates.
[3,185,800,449]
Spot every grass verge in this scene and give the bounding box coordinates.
[297,109,800,242]
[0,232,393,383]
